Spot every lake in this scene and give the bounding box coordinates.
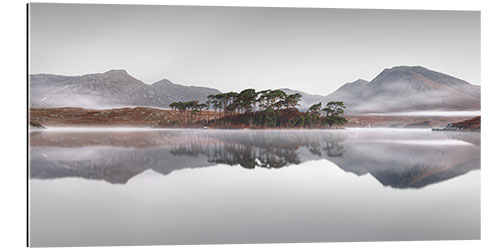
[28,128,480,246]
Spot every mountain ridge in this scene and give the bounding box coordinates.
[321,66,480,113]
[30,70,221,109]
[30,66,480,113]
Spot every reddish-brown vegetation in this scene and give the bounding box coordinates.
[29,107,221,127]
[432,116,481,132]
[30,107,475,129]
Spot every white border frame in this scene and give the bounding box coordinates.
[2,0,498,250]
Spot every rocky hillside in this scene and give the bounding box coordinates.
[321,79,368,108]
[323,66,480,113]
[152,79,220,103]
[30,70,220,109]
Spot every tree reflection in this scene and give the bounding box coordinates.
[323,141,345,158]
[169,132,346,169]
[29,130,480,188]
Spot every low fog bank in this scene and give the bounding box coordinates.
[354,110,481,117]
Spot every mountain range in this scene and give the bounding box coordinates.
[30,69,220,109]
[30,66,480,113]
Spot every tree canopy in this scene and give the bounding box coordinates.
[164,89,347,128]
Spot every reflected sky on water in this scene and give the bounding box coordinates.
[29,128,480,246]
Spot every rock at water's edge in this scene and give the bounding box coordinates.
[432,116,480,132]
[30,121,45,129]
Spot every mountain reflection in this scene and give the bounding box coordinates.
[30,129,480,188]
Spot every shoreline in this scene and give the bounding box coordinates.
[29,107,478,130]
[29,126,440,132]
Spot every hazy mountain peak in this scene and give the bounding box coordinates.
[91,69,144,85]
[353,79,369,83]
[354,65,481,113]
[379,65,431,75]
[322,79,369,105]
[374,65,473,86]
[103,69,129,76]
[30,70,219,109]
[279,88,322,96]
[382,65,424,71]
[152,79,175,86]
[277,88,324,110]
[375,65,424,81]
[320,66,480,114]
[341,79,368,88]
[151,79,221,103]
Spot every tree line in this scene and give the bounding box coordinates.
[167,88,347,128]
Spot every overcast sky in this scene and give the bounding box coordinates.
[29,3,480,95]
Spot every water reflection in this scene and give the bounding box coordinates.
[29,129,480,189]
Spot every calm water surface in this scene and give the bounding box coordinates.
[29,128,480,246]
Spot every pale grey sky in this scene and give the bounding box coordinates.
[29,3,480,95]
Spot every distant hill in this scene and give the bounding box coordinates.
[152,79,220,104]
[30,70,220,109]
[323,66,481,113]
[282,66,480,114]
[279,88,324,110]
[321,79,368,108]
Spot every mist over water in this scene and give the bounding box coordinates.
[29,128,480,246]
[356,110,481,117]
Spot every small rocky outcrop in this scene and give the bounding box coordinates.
[432,116,480,132]
[30,120,45,129]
